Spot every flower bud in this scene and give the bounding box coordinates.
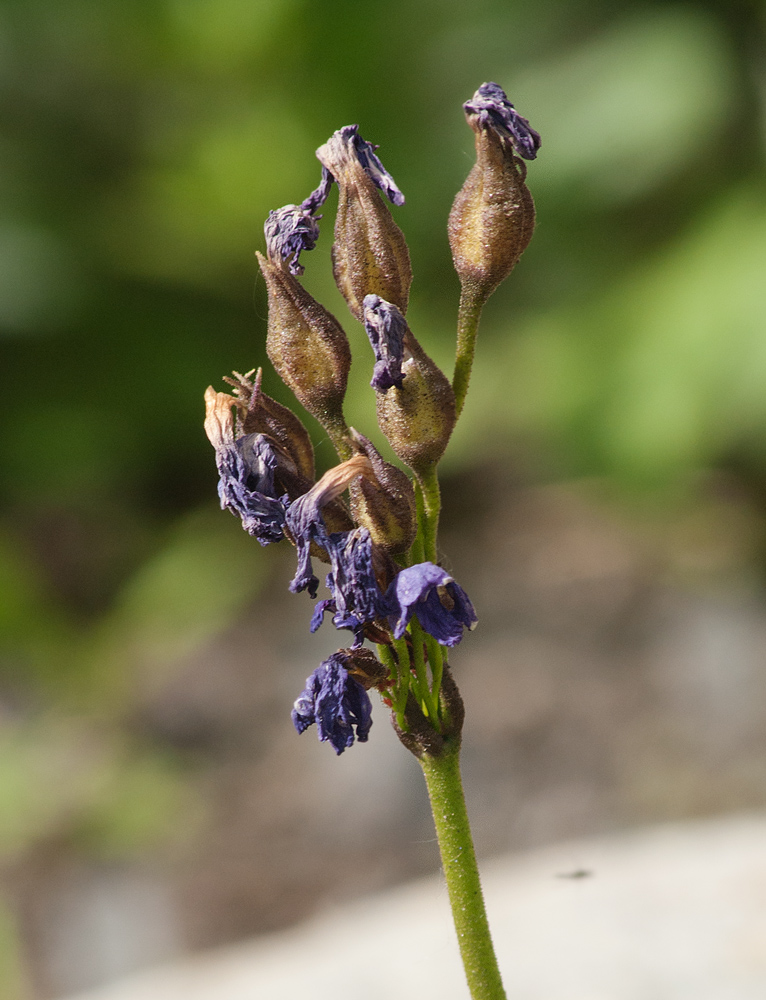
[316,125,412,322]
[347,429,416,554]
[375,326,456,475]
[257,251,351,443]
[448,82,538,301]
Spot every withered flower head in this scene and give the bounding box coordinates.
[284,455,374,596]
[463,82,541,160]
[292,651,373,754]
[316,125,412,322]
[203,387,287,544]
[362,293,407,392]
[264,204,321,276]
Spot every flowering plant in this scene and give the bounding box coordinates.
[205,83,539,1000]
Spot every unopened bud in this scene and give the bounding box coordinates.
[375,326,456,475]
[348,429,416,554]
[448,82,538,301]
[316,125,412,322]
[257,252,351,443]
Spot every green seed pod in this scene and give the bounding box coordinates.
[448,83,538,301]
[376,329,456,476]
[316,125,412,322]
[348,429,416,555]
[257,252,351,445]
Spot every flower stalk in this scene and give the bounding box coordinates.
[204,80,538,1000]
[421,746,507,1000]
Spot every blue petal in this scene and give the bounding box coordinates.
[385,562,478,646]
[325,527,386,623]
[301,167,335,215]
[284,490,327,596]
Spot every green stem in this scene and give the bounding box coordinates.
[420,746,507,1000]
[453,287,487,420]
[391,638,412,725]
[417,464,441,564]
[410,619,440,723]
[425,633,444,711]
[410,484,426,565]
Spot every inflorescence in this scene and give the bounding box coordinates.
[205,82,539,756]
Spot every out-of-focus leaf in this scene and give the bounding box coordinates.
[454,185,766,484]
[79,506,270,706]
[513,8,737,204]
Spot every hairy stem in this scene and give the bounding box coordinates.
[420,746,507,1000]
[416,464,442,564]
[453,287,487,419]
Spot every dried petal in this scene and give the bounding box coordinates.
[463,82,541,160]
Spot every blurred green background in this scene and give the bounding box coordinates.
[1,0,765,995]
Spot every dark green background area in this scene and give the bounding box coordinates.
[0,0,765,993]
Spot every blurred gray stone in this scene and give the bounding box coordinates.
[58,812,766,1000]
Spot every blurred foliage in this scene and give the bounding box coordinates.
[0,0,765,992]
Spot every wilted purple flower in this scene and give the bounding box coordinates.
[363,294,407,392]
[292,651,373,754]
[264,205,321,276]
[284,490,326,598]
[386,562,478,647]
[318,125,405,206]
[204,388,286,544]
[284,455,375,597]
[464,82,541,161]
[326,526,386,621]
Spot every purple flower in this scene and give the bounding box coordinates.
[385,562,478,647]
[292,652,373,754]
[362,294,407,392]
[326,526,387,621]
[284,455,375,598]
[464,82,541,161]
[264,205,321,276]
[204,388,286,545]
[216,433,287,544]
[284,489,327,597]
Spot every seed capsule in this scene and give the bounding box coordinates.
[348,429,417,554]
[316,125,412,322]
[257,252,351,446]
[375,324,456,475]
[448,82,538,301]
